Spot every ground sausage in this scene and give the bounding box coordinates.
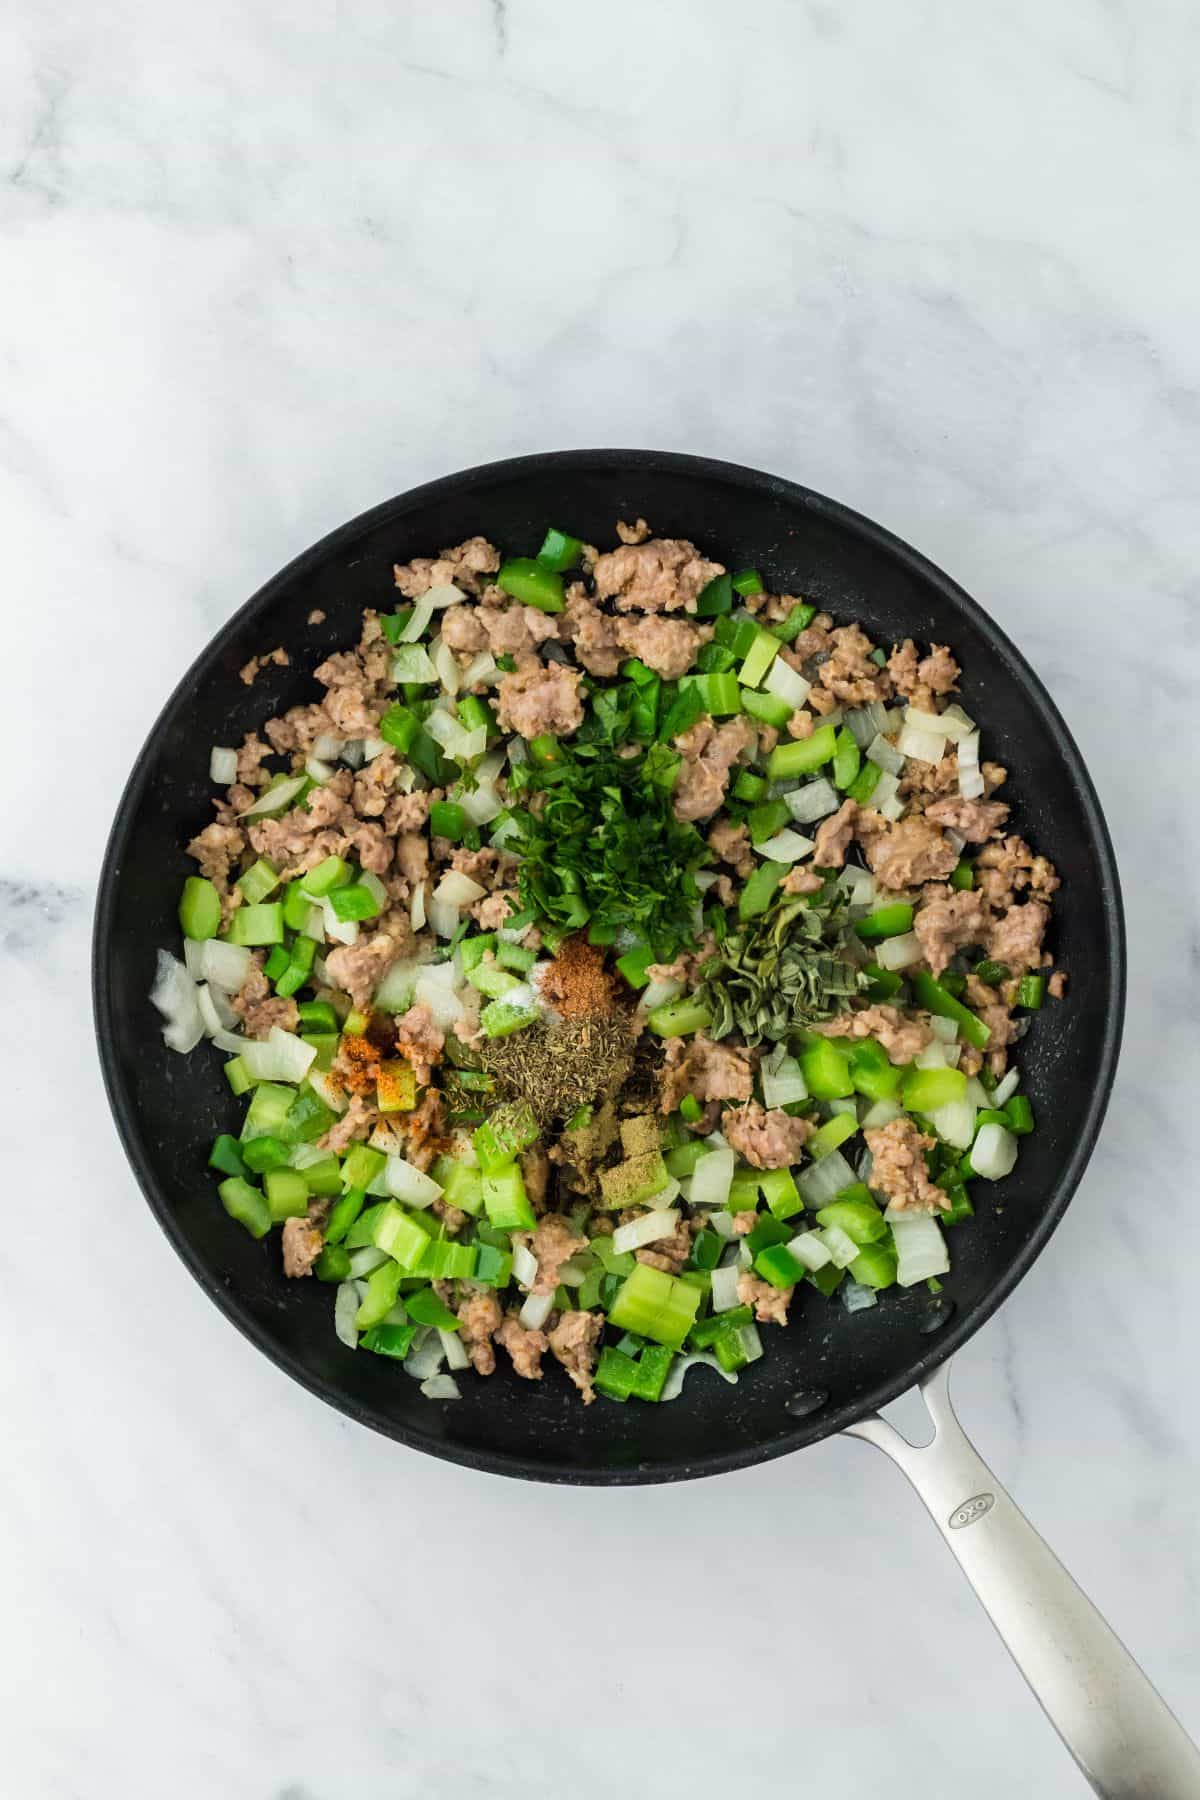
[815,1004,932,1064]
[495,663,584,739]
[495,1312,548,1381]
[320,1094,379,1155]
[187,820,246,888]
[548,1309,604,1403]
[816,624,893,705]
[912,885,991,975]
[737,1272,792,1326]
[672,716,756,822]
[458,1289,503,1374]
[562,593,623,676]
[974,836,1060,910]
[989,900,1051,972]
[393,536,500,599]
[513,1213,587,1295]
[230,961,299,1039]
[591,538,724,613]
[924,796,1010,841]
[281,1217,323,1277]
[614,614,709,679]
[812,799,858,868]
[721,1103,815,1169]
[864,1118,945,1213]
[659,1034,755,1111]
[325,912,414,1010]
[393,1002,444,1085]
[707,818,754,877]
[782,866,824,895]
[857,811,959,890]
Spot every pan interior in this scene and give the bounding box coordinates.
[94,452,1123,1484]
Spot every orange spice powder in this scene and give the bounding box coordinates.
[537,936,617,1019]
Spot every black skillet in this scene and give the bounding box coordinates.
[93,452,1198,1795]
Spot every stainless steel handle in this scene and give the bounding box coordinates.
[844,1359,1200,1797]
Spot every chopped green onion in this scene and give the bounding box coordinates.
[227,903,285,947]
[855,902,914,942]
[846,760,881,805]
[973,958,1010,986]
[732,568,764,596]
[179,876,222,941]
[1017,973,1045,1010]
[1005,1094,1034,1135]
[832,728,861,791]
[767,725,837,781]
[497,557,565,613]
[536,527,583,572]
[694,573,734,617]
[950,859,975,891]
[773,602,817,643]
[911,970,991,1051]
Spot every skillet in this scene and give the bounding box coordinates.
[93,451,1198,1795]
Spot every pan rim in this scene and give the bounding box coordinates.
[92,448,1126,1485]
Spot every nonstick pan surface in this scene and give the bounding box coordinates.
[93,451,1124,1484]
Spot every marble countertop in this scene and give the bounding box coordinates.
[5,3,1199,1794]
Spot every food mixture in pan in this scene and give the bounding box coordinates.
[153,520,1064,1405]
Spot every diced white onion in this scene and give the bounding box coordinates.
[764,658,811,708]
[786,1230,832,1271]
[410,881,427,932]
[238,774,308,819]
[878,793,906,823]
[841,1279,879,1313]
[959,764,987,800]
[414,969,466,1029]
[942,1042,962,1069]
[868,770,902,819]
[939,704,976,741]
[929,1097,977,1150]
[195,982,236,1037]
[305,756,335,784]
[991,1069,1020,1107]
[209,746,238,785]
[334,1283,360,1349]
[488,812,520,849]
[758,829,815,863]
[784,778,839,824]
[876,931,923,971]
[892,1214,950,1286]
[347,1248,388,1278]
[150,950,205,1054]
[915,1040,948,1069]
[796,1147,856,1207]
[340,739,366,768]
[861,1097,903,1129]
[710,1261,743,1313]
[426,896,460,941]
[518,1291,555,1331]
[438,1329,470,1371]
[420,1374,462,1401]
[432,636,462,696]
[957,729,980,768]
[322,900,359,947]
[690,1147,735,1210]
[866,733,905,776]
[709,1210,735,1240]
[383,1156,442,1208]
[461,782,503,827]
[660,1353,738,1400]
[462,649,499,688]
[817,1224,860,1268]
[183,938,206,978]
[198,938,254,992]
[761,1047,808,1108]
[737,1240,753,1270]
[972,1122,1019,1180]
[312,732,343,761]
[896,723,947,764]
[425,709,486,762]
[434,869,486,909]
[240,1026,317,1084]
[903,706,962,742]
[556,1255,591,1288]
[404,1332,446,1381]
[362,736,388,762]
[513,1243,539,1288]
[373,958,420,1012]
[306,1068,348,1115]
[843,707,879,749]
[398,598,434,643]
[391,644,438,683]
[737,1323,764,1364]
[929,1015,959,1043]
[612,1209,681,1256]
[837,865,878,907]
[421,583,463,611]
[640,976,683,1012]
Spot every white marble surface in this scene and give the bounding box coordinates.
[4,2,1199,1794]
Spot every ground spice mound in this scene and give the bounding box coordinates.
[481,1014,635,1125]
[536,937,616,1019]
